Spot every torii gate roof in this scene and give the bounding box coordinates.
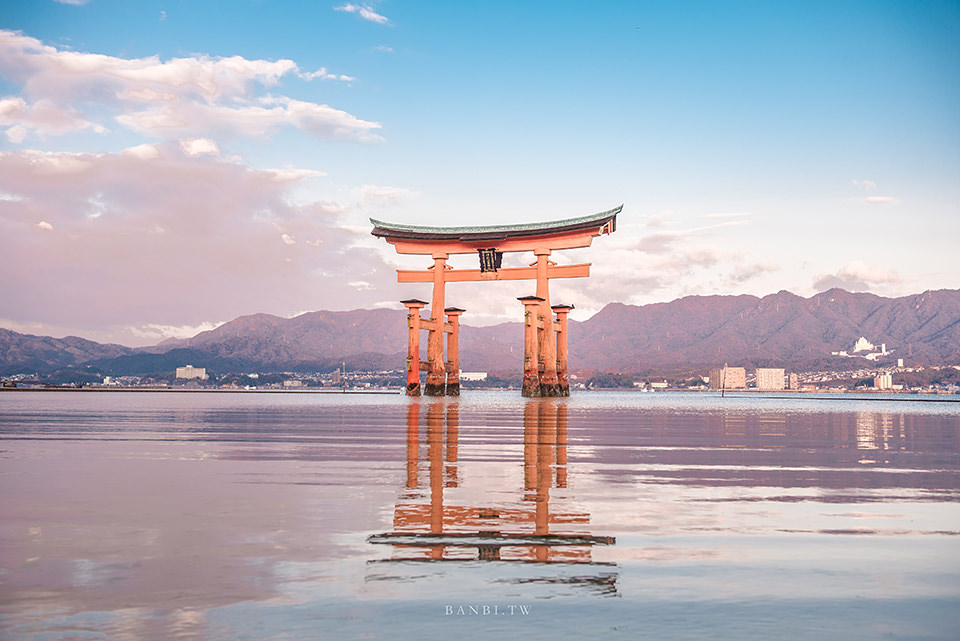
[371,204,620,255]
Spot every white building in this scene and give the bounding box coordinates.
[834,337,892,361]
[874,373,893,390]
[460,372,488,381]
[709,366,746,390]
[176,365,208,380]
[755,368,786,391]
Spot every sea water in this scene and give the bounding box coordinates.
[1,390,958,640]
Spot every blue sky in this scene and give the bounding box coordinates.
[1,0,958,345]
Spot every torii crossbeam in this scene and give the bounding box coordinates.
[371,205,620,397]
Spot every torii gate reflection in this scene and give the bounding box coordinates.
[368,401,617,592]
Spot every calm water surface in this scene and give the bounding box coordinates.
[1,390,958,640]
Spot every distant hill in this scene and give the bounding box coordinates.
[0,328,134,375]
[567,288,960,373]
[91,308,411,375]
[2,289,958,378]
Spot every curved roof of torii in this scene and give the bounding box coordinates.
[370,204,621,244]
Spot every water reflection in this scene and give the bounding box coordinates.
[368,400,618,595]
[1,392,957,640]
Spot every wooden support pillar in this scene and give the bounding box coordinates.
[536,402,556,553]
[518,296,544,397]
[444,307,464,396]
[556,403,568,488]
[444,403,459,488]
[401,299,427,396]
[426,402,445,559]
[534,249,560,397]
[552,304,573,397]
[405,402,419,489]
[425,253,449,396]
[523,400,539,491]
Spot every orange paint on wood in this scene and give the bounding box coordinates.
[402,300,426,396]
[519,296,544,397]
[552,304,573,397]
[397,263,590,283]
[424,254,448,396]
[444,308,464,396]
[381,226,608,255]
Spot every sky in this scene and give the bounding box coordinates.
[1,0,958,346]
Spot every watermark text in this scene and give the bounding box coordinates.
[444,604,531,616]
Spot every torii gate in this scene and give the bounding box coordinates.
[371,205,620,397]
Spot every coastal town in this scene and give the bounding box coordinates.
[4,362,958,395]
[4,332,957,394]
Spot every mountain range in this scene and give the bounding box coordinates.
[2,288,958,378]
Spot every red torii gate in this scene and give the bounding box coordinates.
[371,205,620,397]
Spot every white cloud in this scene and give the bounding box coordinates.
[0,30,379,142]
[353,184,418,205]
[127,320,226,341]
[121,143,161,160]
[265,167,326,182]
[851,179,896,204]
[644,210,675,228]
[116,96,383,141]
[53,0,90,5]
[702,211,752,219]
[0,144,401,339]
[632,220,749,254]
[813,260,902,293]
[5,124,26,143]
[727,261,779,284]
[179,138,219,157]
[334,3,390,24]
[15,148,97,173]
[0,32,296,99]
[0,95,105,138]
[302,67,356,82]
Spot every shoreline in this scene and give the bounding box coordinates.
[1,387,956,401]
[0,387,399,395]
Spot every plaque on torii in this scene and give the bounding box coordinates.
[371,205,620,397]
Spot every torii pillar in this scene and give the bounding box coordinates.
[519,296,544,397]
[534,248,561,397]
[552,304,573,397]
[402,299,427,396]
[423,253,451,396]
[444,307,464,396]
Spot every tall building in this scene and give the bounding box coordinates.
[874,373,893,390]
[176,365,208,380]
[709,366,746,390]
[787,373,800,390]
[755,368,785,391]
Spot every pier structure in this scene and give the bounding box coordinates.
[372,205,620,397]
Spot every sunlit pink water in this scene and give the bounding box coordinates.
[1,390,958,640]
